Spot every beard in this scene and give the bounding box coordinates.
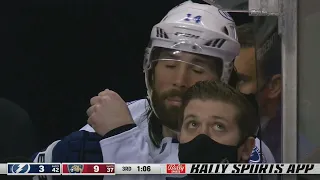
[151,88,184,131]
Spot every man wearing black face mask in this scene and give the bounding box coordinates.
[235,22,282,163]
[170,80,259,180]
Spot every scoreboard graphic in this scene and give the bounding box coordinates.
[5,163,320,176]
[62,163,115,175]
[7,163,61,175]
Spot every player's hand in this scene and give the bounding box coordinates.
[87,89,134,136]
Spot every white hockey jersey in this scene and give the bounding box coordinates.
[33,99,275,180]
[81,99,274,163]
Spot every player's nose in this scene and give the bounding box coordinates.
[172,63,188,90]
[198,125,210,136]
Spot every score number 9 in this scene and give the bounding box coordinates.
[94,165,99,172]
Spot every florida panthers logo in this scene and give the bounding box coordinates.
[67,164,84,173]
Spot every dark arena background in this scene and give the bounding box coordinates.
[0,0,250,151]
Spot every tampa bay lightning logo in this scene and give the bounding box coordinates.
[11,164,31,173]
[249,146,265,163]
[218,9,234,22]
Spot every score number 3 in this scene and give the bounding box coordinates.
[39,165,44,172]
[39,165,59,173]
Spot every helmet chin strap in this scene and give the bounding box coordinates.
[145,70,161,120]
[162,126,179,139]
[146,88,159,118]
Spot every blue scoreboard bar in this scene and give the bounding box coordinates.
[7,163,61,175]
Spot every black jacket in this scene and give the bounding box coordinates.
[0,98,39,162]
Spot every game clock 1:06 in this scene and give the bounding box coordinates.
[137,166,151,172]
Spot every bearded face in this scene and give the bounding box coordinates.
[149,50,221,130]
[151,87,184,130]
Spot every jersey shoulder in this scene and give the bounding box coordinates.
[127,99,150,127]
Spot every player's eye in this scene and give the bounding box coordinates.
[187,120,199,129]
[213,123,226,132]
[163,61,177,69]
[165,64,176,68]
[192,67,205,74]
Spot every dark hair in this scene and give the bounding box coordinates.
[236,22,281,82]
[179,80,259,139]
[236,23,255,48]
[257,31,282,82]
[148,111,163,148]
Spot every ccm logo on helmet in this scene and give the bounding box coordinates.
[174,32,200,39]
[218,9,234,22]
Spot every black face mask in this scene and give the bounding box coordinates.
[178,134,242,163]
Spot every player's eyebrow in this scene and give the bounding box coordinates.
[191,58,207,65]
[211,115,229,122]
[184,114,197,120]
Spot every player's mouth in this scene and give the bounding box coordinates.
[165,96,182,106]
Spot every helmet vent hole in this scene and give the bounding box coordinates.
[222,26,229,35]
[217,39,226,48]
[204,40,213,46]
[156,27,169,39]
[212,39,220,47]
[204,39,226,48]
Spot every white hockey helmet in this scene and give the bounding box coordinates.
[144,0,240,107]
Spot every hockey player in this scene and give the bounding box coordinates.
[84,0,273,163]
[32,1,274,179]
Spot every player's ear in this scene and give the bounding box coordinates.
[267,74,281,99]
[177,132,181,142]
[239,137,255,162]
